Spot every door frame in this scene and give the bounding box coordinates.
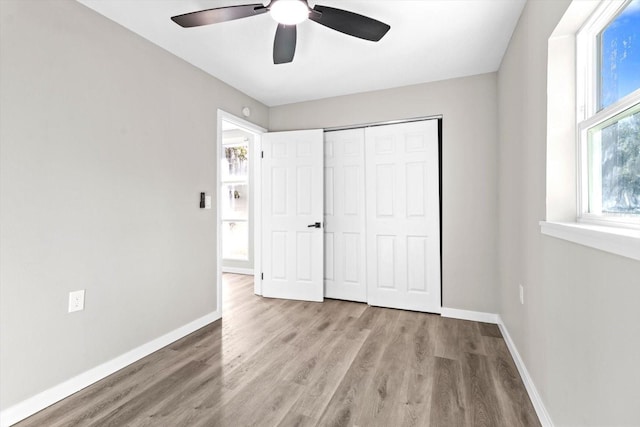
[216,109,266,315]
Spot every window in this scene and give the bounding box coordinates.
[221,139,250,260]
[577,0,640,228]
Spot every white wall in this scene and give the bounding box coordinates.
[0,0,268,410]
[497,0,640,424]
[270,73,500,313]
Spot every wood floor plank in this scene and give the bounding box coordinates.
[484,336,541,427]
[16,274,540,427]
[92,360,210,427]
[460,352,504,427]
[435,317,486,360]
[284,327,369,420]
[315,306,401,426]
[396,312,439,427]
[434,316,460,360]
[429,356,467,427]
[277,411,314,427]
[478,322,503,338]
[353,310,428,427]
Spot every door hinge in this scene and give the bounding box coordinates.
[261,272,264,280]
[261,151,264,158]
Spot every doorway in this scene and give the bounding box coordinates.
[220,122,253,274]
[216,110,266,315]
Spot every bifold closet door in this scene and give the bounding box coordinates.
[365,120,441,313]
[323,129,367,302]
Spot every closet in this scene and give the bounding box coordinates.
[324,119,441,313]
[261,119,441,314]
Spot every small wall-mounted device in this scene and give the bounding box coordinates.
[200,192,212,209]
[68,289,85,313]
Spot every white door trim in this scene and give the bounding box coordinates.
[216,110,266,310]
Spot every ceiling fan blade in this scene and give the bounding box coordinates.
[309,5,390,42]
[171,4,268,28]
[273,24,297,64]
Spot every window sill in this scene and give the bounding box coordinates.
[539,221,640,261]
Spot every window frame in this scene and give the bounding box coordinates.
[576,0,640,230]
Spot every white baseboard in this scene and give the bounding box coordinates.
[0,310,221,427]
[497,315,554,427]
[441,307,499,324]
[221,266,254,275]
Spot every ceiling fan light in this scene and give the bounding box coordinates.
[270,0,308,25]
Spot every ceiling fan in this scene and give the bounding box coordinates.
[171,0,391,64]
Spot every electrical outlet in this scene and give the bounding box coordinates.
[68,290,85,313]
[519,284,524,305]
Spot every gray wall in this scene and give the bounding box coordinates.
[271,73,500,313]
[497,0,640,425]
[0,0,268,409]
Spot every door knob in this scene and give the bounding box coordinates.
[307,222,321,228]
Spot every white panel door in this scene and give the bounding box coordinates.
[365,120,441,313]
[262,129,324,302]
[324,129,367,302]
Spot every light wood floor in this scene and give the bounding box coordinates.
[17,274,540,427]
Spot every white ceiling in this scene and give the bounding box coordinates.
[76,0,525,107]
